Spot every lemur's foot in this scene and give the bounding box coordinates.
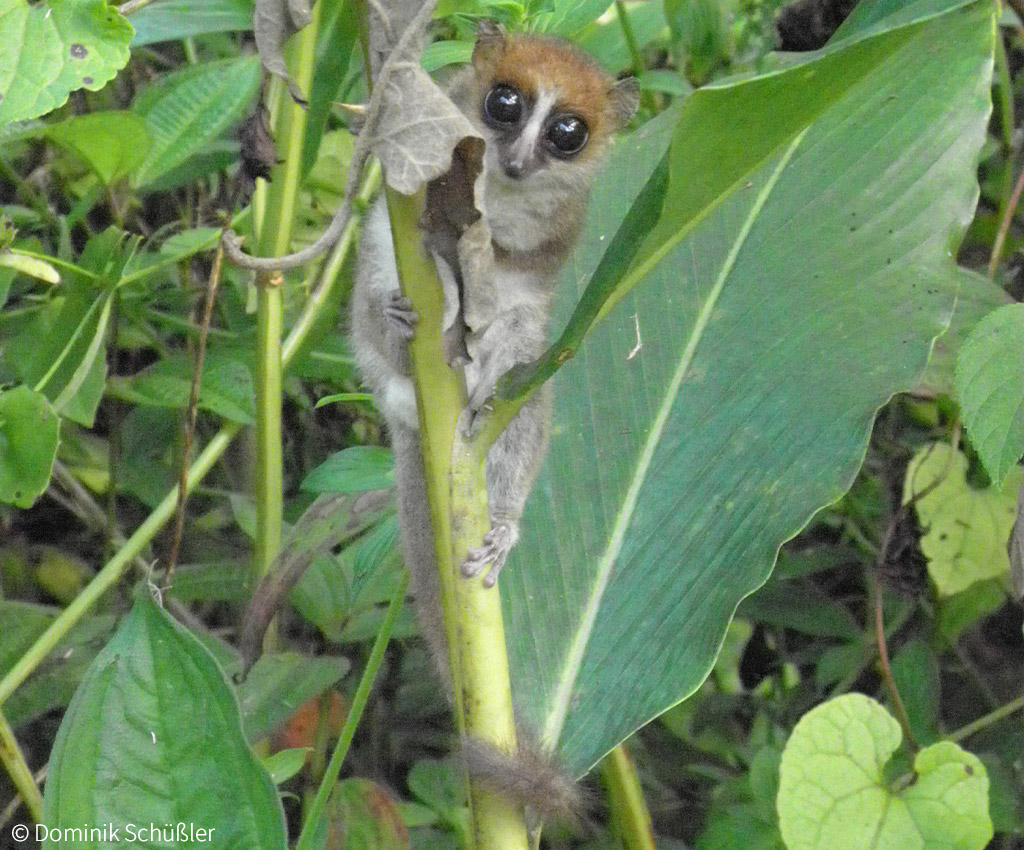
[456,398,494,439]
[460,520,519,587]
[384,291,417,339]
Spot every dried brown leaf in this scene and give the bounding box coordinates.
[363,4,495,363]
[253,0,313,104]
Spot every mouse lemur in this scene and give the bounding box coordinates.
[350,18,637,819]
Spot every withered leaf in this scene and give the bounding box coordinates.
[253,0,315,105]
[364,2,496,364]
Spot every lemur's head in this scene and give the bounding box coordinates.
[464,20,638,186]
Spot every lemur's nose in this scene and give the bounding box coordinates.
[503,158,525,179]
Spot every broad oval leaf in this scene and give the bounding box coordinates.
[0,0,132,126]
[955,302,1024,487]
[45,110,151,184]
[501,0,994,775]
[0,385,59,508]
[777,694,991,850]
[43,592,287,850]
[106,349,257,424]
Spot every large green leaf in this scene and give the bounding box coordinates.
[527,0,988,361]
[106,349,257,425]
[501,0,993,774]
[43,592,287,850]
[132,55,260,188]
[0,0,132,126]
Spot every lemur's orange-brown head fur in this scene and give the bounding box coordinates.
[445,21,637,256]
[469,21,638,166]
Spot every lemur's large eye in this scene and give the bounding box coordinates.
[545,115,588,156]
[483,84,523,126]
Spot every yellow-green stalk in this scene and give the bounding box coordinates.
[251,2,323,648]
[385,187,530,850]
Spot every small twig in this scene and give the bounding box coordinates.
[870,435,959,751]
[0,711,42,823]
[948,693,1024,743]
[988,162,1024,278]
[872,575,916,749]
[164,235,225,580]
[0,765,46,830]
[222,0,437,272]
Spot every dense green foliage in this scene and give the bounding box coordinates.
[0,0,1020,849]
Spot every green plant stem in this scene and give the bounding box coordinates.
[948,693,1024,743]
[385,187,529,850]
[253,273,284,651]
[251,5,322,648]
[0,710,42,822]
[993,33,1014,153]
[615,0,644,78]
[0,166,378,711]
[600,743,656,850]
[613,0,655,112]
[294,571,408,850]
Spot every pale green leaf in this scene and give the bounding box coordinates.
[0,0,132,126]
[0,250,59,283]
[130,0,253,46]
[237,652,350,743]
[955,302,1024,487]
[904,442,1020,596]
[107,350,256,424]
[262,748,310,785]
[777,694,991,850]
[301,446,395,494]
[921,269,1011,396]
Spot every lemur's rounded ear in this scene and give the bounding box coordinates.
[609,77,640,127]
[472,19,507,67]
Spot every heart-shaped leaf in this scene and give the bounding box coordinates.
[904,442,1020,596]
[777,694,991,850]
